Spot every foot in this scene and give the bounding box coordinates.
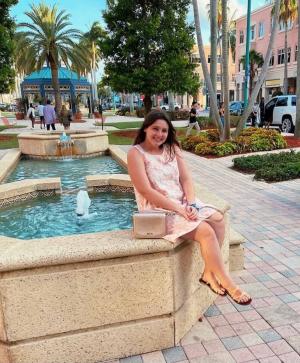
[200,271,226,296]
[225,286,252,305]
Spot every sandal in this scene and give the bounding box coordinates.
[199,276,227,296]
[224,286,252,305]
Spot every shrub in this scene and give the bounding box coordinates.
[195,142,218,155]
[136,107,145,118]
[215,141,238,156]
[181,134,208,150]
[254,161,300,182]
[204,129,220,142]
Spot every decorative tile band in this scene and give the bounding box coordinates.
[93,186,133,193]
[23,151,107,160]
[0,190,57,208]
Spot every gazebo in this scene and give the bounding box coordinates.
[21,67,92,113]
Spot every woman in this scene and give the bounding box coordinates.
[26,103,35,129]
[127,110,251,305]
[219,102,225,127]
[59,105,72,130]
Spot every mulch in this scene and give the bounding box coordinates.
[284,136,300,147]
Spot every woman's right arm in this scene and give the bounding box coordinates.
[127,148,188,217]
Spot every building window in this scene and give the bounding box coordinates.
[279,19,293,31]
[269,53,274,66]
[295,45,298,61]
[239,30,244,44]
[277,48,291,64]
[250,25,256,40]
[258,22,265,37]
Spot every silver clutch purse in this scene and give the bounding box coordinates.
[133,210,169,239]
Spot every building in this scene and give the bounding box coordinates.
[191,44,236,108]
[235,3,298,102]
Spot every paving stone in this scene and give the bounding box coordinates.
[221,336,245,350]
[223,311,245,324]
[279,351,300,362]
[268,339,294,355]
[231,321,254,335]
[240,332,264,347]
[259,357,282,363]
[206,315,228,328]
[180,320,218,345]
[230,347,256,363]
[249,343,276,359]
[162,347,187,363]
[278,294,299,303]
[202,339,226,354]
[286,335,300,354]
[142,351,166,363]
[189,351,235,363]
[257,329,282,343]
[203,305,221,317]
[215,325,236,338]
[182,343,207,360]
[275,325,299,338]
[257,304,300,327]
[120,355,143,363]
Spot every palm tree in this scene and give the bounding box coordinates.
[80,22,105,109]
[210,0,218,115]
[16,3,82,113]
[222,0,230,140]
[240,50,264,96]
[272,0,297,94]
[235,0,281,136]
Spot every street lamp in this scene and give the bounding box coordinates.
[243,0,252,107]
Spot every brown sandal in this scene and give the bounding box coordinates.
[199,277,227,296]
[224,286,252,305]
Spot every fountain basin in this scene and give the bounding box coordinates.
[17,130,108,159]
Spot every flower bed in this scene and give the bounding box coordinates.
[181,128,288,157]
[232,150,300,182]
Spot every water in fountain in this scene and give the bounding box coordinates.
[76,190,97,219]
[59,132,73,159]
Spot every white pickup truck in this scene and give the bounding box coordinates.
[264,95,296,133]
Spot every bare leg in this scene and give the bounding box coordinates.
[205,211,225,247]
[184,221,251,303]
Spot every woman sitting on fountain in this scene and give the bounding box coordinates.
[127,110,252,305]
[59,104,72,130]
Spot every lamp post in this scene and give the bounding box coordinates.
[243,0,252,107]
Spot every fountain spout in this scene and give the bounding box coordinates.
[57,132,73,158]
[76,190,91,217]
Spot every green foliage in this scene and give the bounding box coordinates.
[101,0,199,107]
[215,141,238,156]
[0,0,18,94]
[195,142,218,155]
[255,162,300,182]
[204,129,220,142]
[181,134,208,150]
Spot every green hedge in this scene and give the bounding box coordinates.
[233,150,300,182]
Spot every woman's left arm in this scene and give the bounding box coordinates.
[176,147,196,204]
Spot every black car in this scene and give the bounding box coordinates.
[229,101,244,116]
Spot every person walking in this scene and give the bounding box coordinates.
[43,99,56,131]
[186,101,200,136]
[127,110,252,305]
[59,104,72,130]
[259,97,265,127]
[37,101,45,129]
[219,102,225,127]
[26,103,35,129]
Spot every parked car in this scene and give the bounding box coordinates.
[264,95,296,133]
[229,101,244,116]
[160,103,181,111]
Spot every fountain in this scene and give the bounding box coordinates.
[57,132,73,159]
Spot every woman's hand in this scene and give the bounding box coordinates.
[185,205,199,221]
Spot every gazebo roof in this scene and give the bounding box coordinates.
[23,67,88,82]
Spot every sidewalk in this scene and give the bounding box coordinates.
[106,150,300,363]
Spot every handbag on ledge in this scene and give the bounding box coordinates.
[133,210,170,239]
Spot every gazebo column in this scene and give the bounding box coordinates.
[40,84,45,102]
[70,83,76,114]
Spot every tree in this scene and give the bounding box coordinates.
[272,0,297,94]
[210,0,218,117]
[101,0,199,114]
[235,0,281,136]
[240,50,264,96]
[0,0,18,95]
[222,0,230,140]
[16,3,82,113]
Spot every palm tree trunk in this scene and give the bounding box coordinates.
[143,94,152,115]
[295,2,300,137]
[50,62,62,114]
[283,25,288,94]
[222,0,230,140]
[192,0,223,136]
[235,0,280,136]
[210,0,218,117]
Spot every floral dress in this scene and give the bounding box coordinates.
[133,144,217,242]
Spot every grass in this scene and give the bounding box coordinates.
[107,131,135,145]
[0,125,27,131]
[0,134,18,149]
[100,121,143,129]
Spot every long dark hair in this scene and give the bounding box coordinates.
[134,110,180,160]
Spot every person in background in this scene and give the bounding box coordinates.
[251,103,260,127]
[37,101,45,129]
[186,101,200,136]
[127,110,252,305]
[259,97,265,127]
[219,102,225,127]
[27,103,35,129]
[196,103,203,116]
[59,104,72,130]
[43,99,56,131]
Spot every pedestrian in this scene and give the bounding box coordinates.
[37,101,45,129]
[59,104,72,130]
[219,102,225,127]
[43,99,56,131]
[27,103,35,129]
[259,97,265,127]
[127,110,252,305]
[186,101,200,136]
[98,103,105,129]
[196,103,203,116]
[251,103,260,127]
